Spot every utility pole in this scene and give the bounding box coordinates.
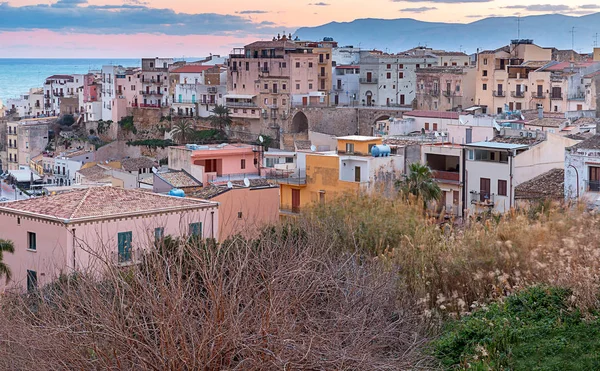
[569,27,576,52]
[517,16,522,40]
[594,33,599,48]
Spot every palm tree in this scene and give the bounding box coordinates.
[209,105,232,133]
[396,163,442,207]
[0,239,15,284]
[171,119,195,144]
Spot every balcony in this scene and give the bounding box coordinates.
[532,93,546,99]
[470,191,495,207]
[568,93,585,101]
[259,68,270,74]
[334,85,344,91]
[140,90,163,96]
[493,90,505,97]
[132,103,163,108]
[429,89,440,97]
[432,170,460,183]
[586,180,600,193]
[442,90,457,97]
[318,59,327,65]
[550,94,563,100]
[265,169,307,185]
[207,87,218,94]
[226,101,257,108]
[359,78,378,84]
[510,91,525,98]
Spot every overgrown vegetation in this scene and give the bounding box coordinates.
[118,116,137,134]
[2,193,600,368]
[96,119,112,135]
[189,128,228,143]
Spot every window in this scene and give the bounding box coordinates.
[482,70,488,77]
[516,103,522,110]
[285,157,294,163]
[117,231,133,263]
[189,222,202,237]
[399,64,404,69]
[308,62,313,68]
[241,159,246,169]
[237,212,243,219]
[296,62,301,68]
[498,180,507,196]
[482,83,487,91]
[424,122,430,130]
[386,72,391,79]
[27,232,36,251]
[416,64,420,68]
[282,62,287,68]
[467,150,474,160]
[309,83,313,89]
[154,227,164,241]
[433,123,438,131]
[264,83,268,90]
[27,270,37,292]
[296,84,300,90]
[282,84,287,90]
[386,64,391,69]
[399,72,404,79]
[345,143,354,153]
[483,58,488,65]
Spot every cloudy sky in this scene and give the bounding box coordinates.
[1,0,598,57]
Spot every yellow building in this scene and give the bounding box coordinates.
[594,48,600,62]
[279,136,403,217]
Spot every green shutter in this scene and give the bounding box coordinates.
[118,231,132,263]
[189,223,202,237]
[154,227,164,241]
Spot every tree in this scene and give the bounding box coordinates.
[209,105,232,132]
[171,119,195,144]
[0,239,14,284]
[396,162,442,207]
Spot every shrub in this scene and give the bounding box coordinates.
[126,139,174,148]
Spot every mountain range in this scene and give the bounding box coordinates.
[294,13,600,54]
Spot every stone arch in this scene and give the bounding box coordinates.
[365,90,373,106]
[290,111,309,134]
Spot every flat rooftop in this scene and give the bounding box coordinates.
[464,141,529,150]
[337,135,381,141]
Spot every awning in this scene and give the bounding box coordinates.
[224,94,256,100]
[8,170,41,182]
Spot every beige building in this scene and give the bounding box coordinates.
[227,35,321,137]
[5,118,50,171]
[415,66,477,111]
[295,38,338,106]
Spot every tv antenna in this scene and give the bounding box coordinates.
[569,27,576,51]
[516,16,522,39]
[594,33,599,48]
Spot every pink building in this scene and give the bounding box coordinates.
[0,187,218,292]
[168,144,260,185]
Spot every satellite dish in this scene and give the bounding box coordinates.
[310,145,317,152]
[227,181,233,189]
[243,177,250,187]
[258,135,264,143]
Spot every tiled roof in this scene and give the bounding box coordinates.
[572,117,600,126]
[121,157,156,172]
[47,75,74,81]
[434,51,468,57]
[0,187,215,221]
[525,118,566,128]
[569,135,600,150]
[156,170,202,188]
[515,168,564,200]
[490,136,542,146]
[403,110,460,119]
[583,70,600,79]
[171,65,214,74]
[566,132,594,141]
[76,164,112,182]
[245,40,301,49]
[189,178,273,200]
[295,140,312,150]
[521,111,564,120]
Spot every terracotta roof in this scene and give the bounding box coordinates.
[479,45,510,54]
[569,135,600,150]
[403,110,460,120]
[541,61,598,72]
[76,164,112,182]
[490,136,542,146]
[0,187,215,221]
[295,140,312,150]
[566,132,594,141]
[171,65,214,74]
[515,168,564,200]
[434,51,468,57]
[189,179,273,200]
[121,157,156,172]
[583,70,600,79]
[156,170,202,188]
[525,118,566,128]
[572,117,600,126]
[245,40,301,49]
[336,65,360,69]
[521,111,564,120]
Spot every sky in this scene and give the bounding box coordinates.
[0,0,598,58]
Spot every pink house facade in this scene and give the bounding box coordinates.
[0,187,218,292]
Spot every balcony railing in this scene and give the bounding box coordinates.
[443,90,459,97]
[432,170,460,182]
[359,78,378,84]
[568,93,585,101]
[264,169,307,185]
[334,86,344,91]
[132,103,163,108]
[226,101,257,108]
[259,68,270,74]
[140,90,163,96]
[510,91,524,98]
[550,94,563,100]
[470,191,495,207]
[586,180,600,192]
[532,93,546,99]
[493,90,505,97]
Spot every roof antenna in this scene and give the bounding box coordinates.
[516,15,522,40]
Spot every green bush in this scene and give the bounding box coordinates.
[126,139,174,148]
[433,286,600,370]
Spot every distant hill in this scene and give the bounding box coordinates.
[294,13,600,54]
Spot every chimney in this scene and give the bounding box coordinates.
[538,107,544,119]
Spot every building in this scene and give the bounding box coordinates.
[168,143,261,185]
[151,170,203,194]
[278,135,404,217]
[295,38,337,106]
[171,64,227,118]
[5,118,51,171]
[564,135,600,207]
[189,179,279,240]
[422,142,464,216]
[139,58,174,109]
[358,50,438,107]
[332,45,361,66]
[226,35,321,136]
[75,163,138,189]
[0,187,219,292]
[464,130,578,213]
[515,168,565,206]
[332,65,360,106]
[53,149,96,186]
[415,66,477,111]
[43,75,82,117]
[120,157,156,179]
[475,40,554,114]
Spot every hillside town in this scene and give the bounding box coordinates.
[0,36,599,290]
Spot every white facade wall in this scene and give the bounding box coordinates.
[332,68,360,106]
[332,47,361,66]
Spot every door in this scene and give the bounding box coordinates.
[589,167,600,191]
[178,94,182,103]
[366,72,372,83]
[291,189,300,213]
[302,96,308,106]
[400,94,405,105]
[355,166,361,182]
[480,178,491,202]
[509,102,514,111]
[537,85,543,97]
[466,128,473,144]
[497,84,503,95]
[334,95,339,105]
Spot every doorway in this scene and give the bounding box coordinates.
[355,166,361,182]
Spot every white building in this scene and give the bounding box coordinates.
[332,65,360,106]
[332,46,361,66]
[43,75,82,116]
[171,65,227,118]
[101,66,125,121]
[564,135,600,207]
[358,51,438,107]
[53,150,96,186]
[140,58,174,108]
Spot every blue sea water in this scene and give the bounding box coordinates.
[0,58,141,103]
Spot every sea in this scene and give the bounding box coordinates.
[0,58,141,104]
